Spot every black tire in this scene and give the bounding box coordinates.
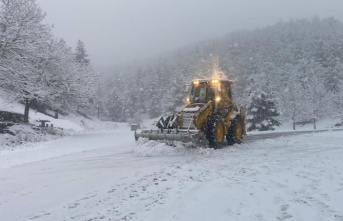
[227,117,244,145]
[205,115,225,149]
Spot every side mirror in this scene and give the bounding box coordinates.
[185,85,190,93]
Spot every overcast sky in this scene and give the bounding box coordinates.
[37,0,343,68]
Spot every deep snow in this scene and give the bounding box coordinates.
[0,90,117,149]
[0,123,342,221]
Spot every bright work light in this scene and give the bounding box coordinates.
[215,96,221,102]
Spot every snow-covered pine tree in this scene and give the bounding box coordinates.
[43,39,76,115]
[324,61,343,94]
[106,88,123,122]
[73,40,97,113]
[247,92,281,131]
[75,40,90,65]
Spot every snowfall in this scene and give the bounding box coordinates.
[1,98,343,221]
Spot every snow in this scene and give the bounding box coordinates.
[183,106,200,112]
[0,92,83,132]
[1,93,342,220]
[0,90,117,148]
[0,123,342,221]
[135,138,210,157]
[0,96,24,115]
[248,115,343,135]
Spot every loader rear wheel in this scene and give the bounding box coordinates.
[227,117,244,145]
[205,115,225,149]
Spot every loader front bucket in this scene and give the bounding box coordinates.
[134,129,205,146]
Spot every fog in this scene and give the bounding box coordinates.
[37,0,343,68]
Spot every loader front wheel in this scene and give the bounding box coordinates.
[205,115,225,149]
[227,117,244,145]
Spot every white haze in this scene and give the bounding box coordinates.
[37,0,343,68]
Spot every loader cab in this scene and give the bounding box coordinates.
[189,81,214,104]
[189,79,233,105]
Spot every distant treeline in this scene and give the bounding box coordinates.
[99,17,343,126]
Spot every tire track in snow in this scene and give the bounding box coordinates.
[24,131,343,221]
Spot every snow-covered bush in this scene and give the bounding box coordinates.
[247,92,281,131]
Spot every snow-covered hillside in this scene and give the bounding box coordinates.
[0,123,342,221]
[0,91,117,149]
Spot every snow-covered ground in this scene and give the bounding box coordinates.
[0,92,82,132]
[262,116,342,132]
[0,122,342,221]
[1,93,343,220]
[0,91,117,149]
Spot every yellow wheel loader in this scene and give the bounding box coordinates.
[135,79,246,148]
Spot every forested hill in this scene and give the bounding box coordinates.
[2,2,341,128]
[100,17,343,126]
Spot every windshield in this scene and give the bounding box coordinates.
[190,82,213,103]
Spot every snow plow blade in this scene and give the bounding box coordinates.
[134,129,203,144]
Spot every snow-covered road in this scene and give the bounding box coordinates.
[0,125,342,221]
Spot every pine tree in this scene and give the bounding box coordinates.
[75,40,90,65]
[247,92,281,131]
[106,89,123,121]
[73,40,97,112]
[324,61,343,93]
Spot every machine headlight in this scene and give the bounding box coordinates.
[215,96,221,102]
[211,79,219,84]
